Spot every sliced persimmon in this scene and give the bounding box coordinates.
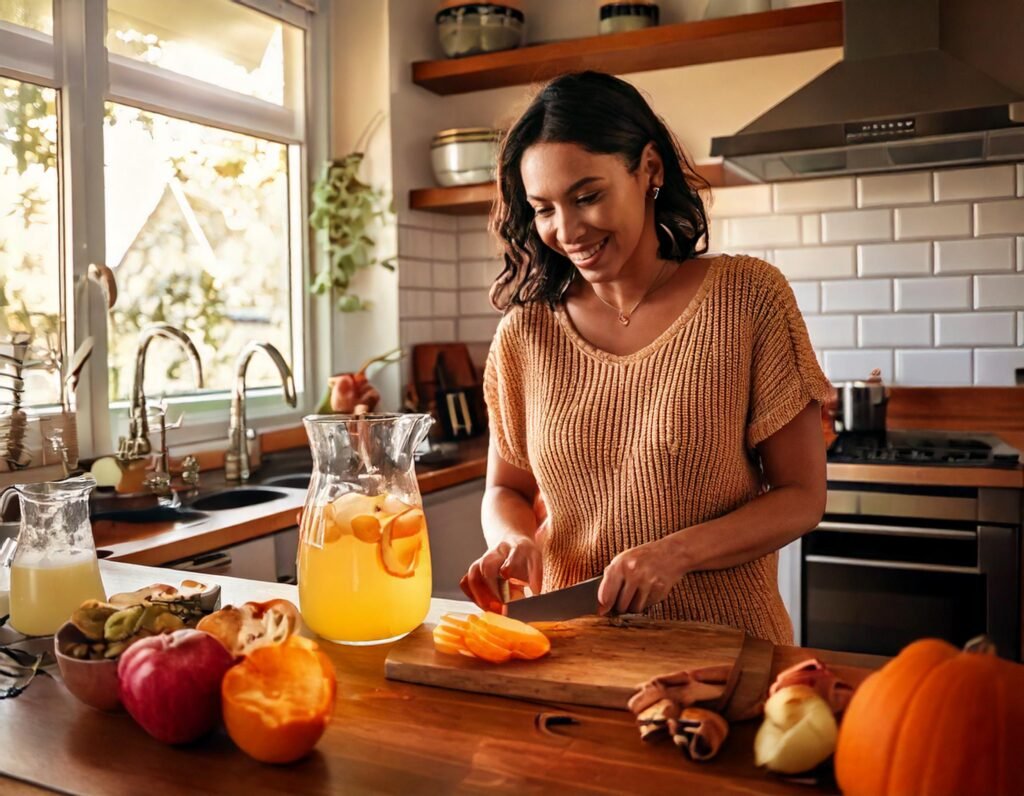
[379,521,421,578]
[351,514,382,543]
[439,613,470,632]
[477,612,551,660]
[463,627,512,663]
[434,637,464,657]
[392,508,425,539]
[432,625,464,647]
[467,615,513,651]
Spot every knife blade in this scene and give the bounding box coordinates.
[503,576,602,622]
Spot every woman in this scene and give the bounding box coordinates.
[460,71,830,645]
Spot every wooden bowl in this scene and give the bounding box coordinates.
[53,622,122,712]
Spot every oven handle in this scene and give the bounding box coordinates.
[817,520,975,540]
[804,554,979,576]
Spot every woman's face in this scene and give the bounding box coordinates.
[520,141,659,284]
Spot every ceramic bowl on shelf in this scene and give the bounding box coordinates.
[430,128,501,187]
[599,1,659,34]
[435,1,525,58]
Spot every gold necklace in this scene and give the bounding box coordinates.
[592,260,676,326]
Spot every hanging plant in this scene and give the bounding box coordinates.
[309,113,395,312]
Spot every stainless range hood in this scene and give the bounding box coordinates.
[710,0,1024,181]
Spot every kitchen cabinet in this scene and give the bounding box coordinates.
[777,538,802,644]
[423,477,488,600]
[164,533,280,583]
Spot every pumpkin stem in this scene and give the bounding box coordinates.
[963,635,998,655]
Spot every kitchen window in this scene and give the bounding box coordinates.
[0,0,326,462]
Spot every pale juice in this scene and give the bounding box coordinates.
[9,553,106,636]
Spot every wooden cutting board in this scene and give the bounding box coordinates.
[385,616,774,716]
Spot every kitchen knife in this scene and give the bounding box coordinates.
[504,576,602,622]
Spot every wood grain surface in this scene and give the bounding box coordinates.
[386,616,751,711]
[0,561,886,796]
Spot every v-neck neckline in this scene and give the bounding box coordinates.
[552,255,723,365]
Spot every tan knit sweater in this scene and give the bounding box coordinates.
[483,254,832,645]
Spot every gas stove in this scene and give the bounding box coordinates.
[826,430,1021,468]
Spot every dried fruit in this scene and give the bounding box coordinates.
[104,606,144,642]
[755,685,838,774]
[197,599,300,658]
[70,600,118,641]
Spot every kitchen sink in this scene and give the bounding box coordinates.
[259,473,311,490]
[90,506,207,524]
[188,487,288,512]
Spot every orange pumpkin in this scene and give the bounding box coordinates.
[835,637,1024,796]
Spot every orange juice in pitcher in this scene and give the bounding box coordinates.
[297,414,433,644]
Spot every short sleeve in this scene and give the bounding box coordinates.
[483,311,532,471]
[746,265,832,449]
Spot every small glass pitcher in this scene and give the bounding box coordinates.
[0,475,106,636]
[297,413,433,645]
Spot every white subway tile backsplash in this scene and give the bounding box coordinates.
[821,209,893,243]
[934,237,1015,274]
[974,274,1024,309]
[458,316,500,343]
[432,231,457,262]
[858,241,932,277]
[895,350,972,385]
[974,199,1024,236]
[857,172,931,207]
[895,277,971,311]
[934,165,1016,202]
[460,230,499,260]
[1019,237,1024,271]
[805,315,856,348]
[708,185,772,217]
[801,214,821,245]
[459,289,494,316]
[401,320,435,347]
[774,178,855,213]
[773,246,855,280]
[790,281,820,315]
[432,262,458,289]
[460,259,501,288]
[823,350,893,383]
[724,215,801,247]
[433,319,456,340]
[895,204,971,240]
[398,225,433,258]
[974,349,1024,386]
[457,215,489,233]
[431,214,458,232]
[433,291,457,317]
[822,279,891,313]
[1019,312,1024,346]
[399,260,433,288]
[408,290,433,318]
[935,312,1015,346]
[1018,165,1024,197]
[859,314,931,348]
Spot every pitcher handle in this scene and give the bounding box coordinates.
[0,486,19,519]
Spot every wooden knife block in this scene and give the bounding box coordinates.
[411,343,487,440]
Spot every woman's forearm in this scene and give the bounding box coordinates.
[480,485,540,550]
[665,484,824,575]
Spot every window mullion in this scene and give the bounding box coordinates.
[55,0,111,459]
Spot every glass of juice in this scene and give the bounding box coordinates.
[297,413,433,645]
[3,475,106,636]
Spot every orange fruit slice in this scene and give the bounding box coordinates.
[221,635,336,764]
[477,612,551,660]
[463,627,512,663]
[379,520,421,578]
[351,514,382,543]
[392,508,425,539]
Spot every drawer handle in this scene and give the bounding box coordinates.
[177,551,232,571]
[817,520,976,540]
[805,554,979,576]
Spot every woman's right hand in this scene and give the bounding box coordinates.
[460,535,543,614]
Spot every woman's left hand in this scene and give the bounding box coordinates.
[598,536,685,615]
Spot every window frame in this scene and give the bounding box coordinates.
[0,0,330,458]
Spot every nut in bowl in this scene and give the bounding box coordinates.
[54,621,123,712]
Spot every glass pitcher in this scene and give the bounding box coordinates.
[1,475,106,636]
[297,413,434,645]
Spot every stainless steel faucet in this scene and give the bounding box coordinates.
[118,323,204,461]
[225,341,297,482]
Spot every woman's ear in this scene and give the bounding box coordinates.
[641,142,665,192]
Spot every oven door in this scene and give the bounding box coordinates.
[802,520,1019,659]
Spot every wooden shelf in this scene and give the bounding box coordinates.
[412,3,842,95]
[409,160,752,215]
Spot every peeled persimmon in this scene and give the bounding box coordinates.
[222,635,336,764]
[463,627,513,663]
[476,613,550,660]
[392,508,425,539]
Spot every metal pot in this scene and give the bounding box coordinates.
[834,370,889,434]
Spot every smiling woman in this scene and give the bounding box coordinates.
[461,71,831,645]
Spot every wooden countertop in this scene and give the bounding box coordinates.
[0,561,885,796]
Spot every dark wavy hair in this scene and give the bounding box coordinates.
[489,71,710,310]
